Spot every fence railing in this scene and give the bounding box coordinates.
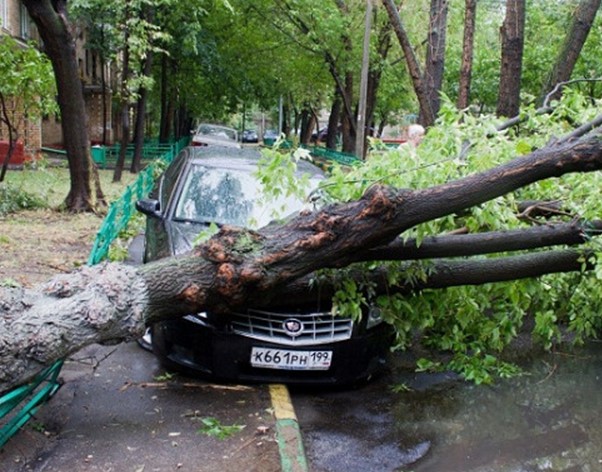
[88,137,187,265]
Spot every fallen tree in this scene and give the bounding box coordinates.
[3,112,602,391]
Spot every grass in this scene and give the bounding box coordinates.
[1,160,142,285]
[4,160,137,208]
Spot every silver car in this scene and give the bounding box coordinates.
[191,123,240,148]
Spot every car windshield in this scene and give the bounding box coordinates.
[174,163,310,228]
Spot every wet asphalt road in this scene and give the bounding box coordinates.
[0,342,280,472]
[4,334,602,472]
[293,342,602,472]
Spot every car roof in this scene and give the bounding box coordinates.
[185,146,325,178]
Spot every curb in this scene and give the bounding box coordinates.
[269,384,308,472]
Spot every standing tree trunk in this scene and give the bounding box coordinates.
[113,25,131,183]
[365,8,394,143]
[22,0,104,212]
[131,6,155,173]
[497,0,526,118]
[539,0,602,104]
[159,54,170,142]
[382,0,435,127]
[0,93,16,183]
[326,90,342,150]
[99,26,109,145]
[340,72,355,154]
[457,0,477,110]
[421,0,449,125]
[131,51,153,173]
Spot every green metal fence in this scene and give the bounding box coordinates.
[88,138,187,265]
[0,137,186,449]
[303,145,361,167]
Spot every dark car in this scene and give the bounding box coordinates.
[311,126,342,144]
[241,129,259,143]
[136,146,392,385]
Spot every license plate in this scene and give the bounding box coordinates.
[250,347,332,371]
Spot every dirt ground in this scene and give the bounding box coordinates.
[0,209,103,287]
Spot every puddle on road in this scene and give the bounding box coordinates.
[299,341,602,472]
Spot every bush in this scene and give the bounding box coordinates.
[0,182,48,216]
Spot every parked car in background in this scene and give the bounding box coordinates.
[191,123,240,148]
[242,129,259,143]
[262,129,280,146]
[311,127,328,143]
[136,146,392,385]
[311,126,342,144]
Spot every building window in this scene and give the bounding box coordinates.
[0,0,8,31]
[20,3,30,39]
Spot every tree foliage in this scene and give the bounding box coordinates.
[0,35,57,182]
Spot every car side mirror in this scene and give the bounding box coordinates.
[136,198,161,218]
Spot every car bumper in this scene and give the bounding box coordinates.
[151,319,392,386]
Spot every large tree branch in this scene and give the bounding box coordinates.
[357,220,602,262]
[271,248,594,306]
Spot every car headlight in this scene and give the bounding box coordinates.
[366,306,384,329]
[184,312,209,326]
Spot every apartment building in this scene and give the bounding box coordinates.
[0,0,113,155]
[0,0,41,155]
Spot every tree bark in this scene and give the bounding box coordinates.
[421,0,449,125]
[497,0,526,118]
[382,0,435,127]
[0,92,16,183]
[3,129,602,392]
[131,49,153,173]
[457,0,477,110]
[113,24,131,183]
[22,0,103,212]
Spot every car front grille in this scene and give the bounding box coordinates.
[230,308,353,346]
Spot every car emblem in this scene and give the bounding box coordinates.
[282,318,304,337]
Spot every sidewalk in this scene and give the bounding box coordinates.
[0,342,282,471]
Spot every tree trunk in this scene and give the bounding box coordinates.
[539,0,602,104]
[420,0,449,125]
[131,6,155,173]
[497,0,526,118]
[0,92,16,183]
[382,0,435,127]
[131,51,153,173]
[100,26,109,145]
[22,0,103,212]
[341,72,355,154]
[365,10,393,143]
[3,129,602,392]
[299,107,315,145]
[326,91,341,150]
[113,26,131,183]
[159,54,170,143]
[457,0,477,110]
